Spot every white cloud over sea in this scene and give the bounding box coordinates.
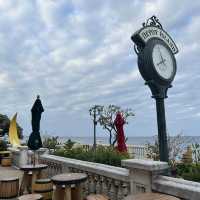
[0,0,200,138]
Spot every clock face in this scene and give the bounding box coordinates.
[152,44,174,80]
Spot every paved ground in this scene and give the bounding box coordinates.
[0,166,23,200]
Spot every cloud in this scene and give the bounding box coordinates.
[0,0,199,137]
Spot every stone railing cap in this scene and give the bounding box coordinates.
[122,159,169,171]
[41,154,129,182]
[18,146,28,150]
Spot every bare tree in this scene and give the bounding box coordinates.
[146,132,186,162]
[168,132,186,162]
[98,105,134,146]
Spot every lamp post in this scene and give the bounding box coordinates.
[89,105,103,150]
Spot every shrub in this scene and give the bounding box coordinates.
[54,145,130,167]
[176,163,200,182]
[63,139,76,150]
[43,136,60,152]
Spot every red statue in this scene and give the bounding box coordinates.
[114,112,127,152]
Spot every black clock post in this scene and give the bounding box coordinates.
[147,81,171,162]
[131,16,178,162]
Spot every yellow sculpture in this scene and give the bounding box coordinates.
[9,113,20,147]
[181,146,193,164]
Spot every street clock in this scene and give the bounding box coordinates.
[131,16,179,162]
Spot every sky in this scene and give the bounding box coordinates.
[0,0,200,139]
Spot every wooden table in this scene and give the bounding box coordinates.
[51,173,87,200]
[19,164,48,195]
[124,192,180,200]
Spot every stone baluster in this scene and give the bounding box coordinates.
[95,175,101,194]
[50,163,54,175]
[72,168,77,173]
[52,162,56,174]
[71,168,75,172]
[99,176,104,194]
[102,177,109,196]
[68,167,73,172]
[53,163,57,175]
[81,181,87,198]
[84,172,90,195]
[54,163,58,175]
[108,179,116,200]
[60,163,63,173]
[122,182,130,197]
[116,181,124,200]
[51,163,54,176]
[48,162,52,177]
[88,174,95,194]
[93,174,99,194]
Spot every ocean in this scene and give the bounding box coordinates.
[22,135,200,147]
[56,136,200,146]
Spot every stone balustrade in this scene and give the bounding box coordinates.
[10,147,200,200]
[127,145,147,159]
[39,154,130,200]
[153,175,200,200]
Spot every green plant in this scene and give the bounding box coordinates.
[176,163,200,182]
[145,140,160,161]
[43,136,60,152]
[54,145,130,167]
[0,140,7,151]
[63,139,76,151]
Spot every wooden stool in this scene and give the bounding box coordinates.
[124,192,180,200]
[0,177,19,199]
[18,194,43,200]
[85,194,109,200]
[33,178,53,200]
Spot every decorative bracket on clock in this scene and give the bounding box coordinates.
[145,80,172,99]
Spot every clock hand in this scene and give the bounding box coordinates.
[158,46,165,63]
[157,59,166,66]
[157,60,163,66]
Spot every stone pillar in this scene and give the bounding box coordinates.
[37,148,48,156]
[18,146,29,167]
[122,159,169,195]
[36,148,48,164]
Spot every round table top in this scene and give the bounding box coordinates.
[18,193,43,200]
[20,164,48,171]
[124,192,180,200]
[0,177,19,181]
[51,173,87,185]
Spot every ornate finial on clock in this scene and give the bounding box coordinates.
[142,15,163,29]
